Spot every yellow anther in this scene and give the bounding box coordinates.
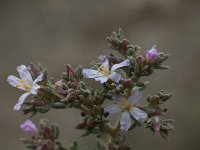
[127,103,133,110]
[23,83,30,91]
[117,98,133,111]
[97,65,109,76]
[17,79,30,91]
[117,99,126,107]
[19,79,24,83]
[16,84,20,88]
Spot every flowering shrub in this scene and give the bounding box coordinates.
[8,29,174,150]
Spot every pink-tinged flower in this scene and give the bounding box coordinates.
[146,46,158,60]
[7,65,43,110]
[83,56,130,83]
[104,90,148,132]
[20,120,38,135]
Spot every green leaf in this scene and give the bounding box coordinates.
[81,131,91,137]
[52,102,66,109]
[51,123,59,139]
[69,141,79,150]
[160,130,169,141]
[26,144,36,150]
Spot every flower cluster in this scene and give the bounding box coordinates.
[8,29,174,150]
[20,119,67,150]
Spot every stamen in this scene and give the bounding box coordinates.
[17,79,30,91]
[16,84,20,88]
[23,83,30,91]
[117,98,133,110]
[97,65,109,76]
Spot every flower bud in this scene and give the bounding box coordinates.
[121,79,132,88]
[30,99,45,107]
[146,46,158,61]
[29,63,41,78]
[66,91,77,101]
[87,119,97,129]
[65,64,75,76]
[20,120,38,135]
[153,122,161,132]
[136,55,146,67]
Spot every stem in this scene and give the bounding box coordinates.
[106,115,121,146]
[78,104,118,136]
[113,115,121,132]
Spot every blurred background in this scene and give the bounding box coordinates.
[0,0,200,149]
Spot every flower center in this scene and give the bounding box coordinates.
[97,65,109,76]
[117,98,133,111]
[16,80,30,91]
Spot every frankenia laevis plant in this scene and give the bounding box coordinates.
[8,29,174,150]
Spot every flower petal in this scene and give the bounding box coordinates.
[17,65,33,86]
[120,111,131,132]
[31,74,43,94]
[95,76,108,83]
[127,90,142,104]
[101,57,109,71]
[99,55,107,62]
[109,72,121,83]
[7,75,27,91]
[111,59,130,72]
[31,84,40,94]
[83,69,101,78]
[34,73,43,83]
[104,104,121,114]
[14,92,30,110]
[130,107,148,123]
[112,95,122,101]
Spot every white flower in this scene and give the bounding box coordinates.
[7,65,43,110]
[104,90,148,132]
[83,56,130,83]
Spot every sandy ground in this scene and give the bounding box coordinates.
[0,0,200,149]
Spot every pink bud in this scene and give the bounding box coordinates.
[20,120,38,135]
[146,46,158,61]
